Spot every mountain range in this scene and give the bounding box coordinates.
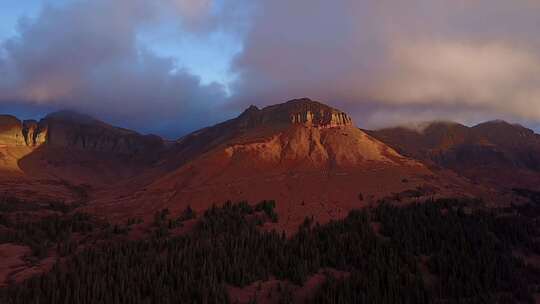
[2,98,538,229]
[369,120,540,190]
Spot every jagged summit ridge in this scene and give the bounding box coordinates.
[0,112,164,155]
[238,98,353,129]
[0,115,47,146]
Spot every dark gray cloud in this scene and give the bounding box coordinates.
[0,0,233,138]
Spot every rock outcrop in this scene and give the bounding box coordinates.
[0,115,27,146]
[42,111,164,155]
[237,98,354,129]
[0,111,164,156]
[22,120,48,146]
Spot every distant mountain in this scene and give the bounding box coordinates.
[0,110,164,154]
[0,111,166,201]
[368,120,540,190]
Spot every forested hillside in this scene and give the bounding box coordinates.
[1,197,539,303]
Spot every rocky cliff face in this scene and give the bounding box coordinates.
[0,115,26,146]
[0,115,47,146]
[43,111,165,155]
[0,111,164,156]
[237,98,354,129]
[171,98,356,169]
[171,98,413,170]
[22,120,48,146]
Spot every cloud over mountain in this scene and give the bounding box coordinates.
[0,0,231,137]
[1,0,539,135]
[232,0,540,128]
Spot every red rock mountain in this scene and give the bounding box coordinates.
[368,120,540,190]
[87,99,463,231]
[0,111,165,202]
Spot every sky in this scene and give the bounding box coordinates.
[1,0,540,138]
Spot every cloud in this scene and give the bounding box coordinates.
[1,0,540,136]
[0,0,231,138]
[167,0,213,30]
[160,0,254,34]
[371,42,540,119]
[232,0,540,128]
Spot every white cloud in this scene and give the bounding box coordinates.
[371,41,540,119]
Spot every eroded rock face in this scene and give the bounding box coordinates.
[0,111,164,156]
[237,98,354,129]
[0,115,27,146]
[44,116,163,155]
[0,116,49,147]
[173,98,408,170]
[22,120,48,146]
[171,98,356,168]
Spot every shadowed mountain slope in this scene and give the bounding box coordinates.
[0,111,166,202]
[368,120,540,190]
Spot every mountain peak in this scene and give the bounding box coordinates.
[389,120,465,134]
[280,98,341,113]
[238,98,353,129]
[45,110,100,126]
[474,119,527,130]
[0,115,22,128]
